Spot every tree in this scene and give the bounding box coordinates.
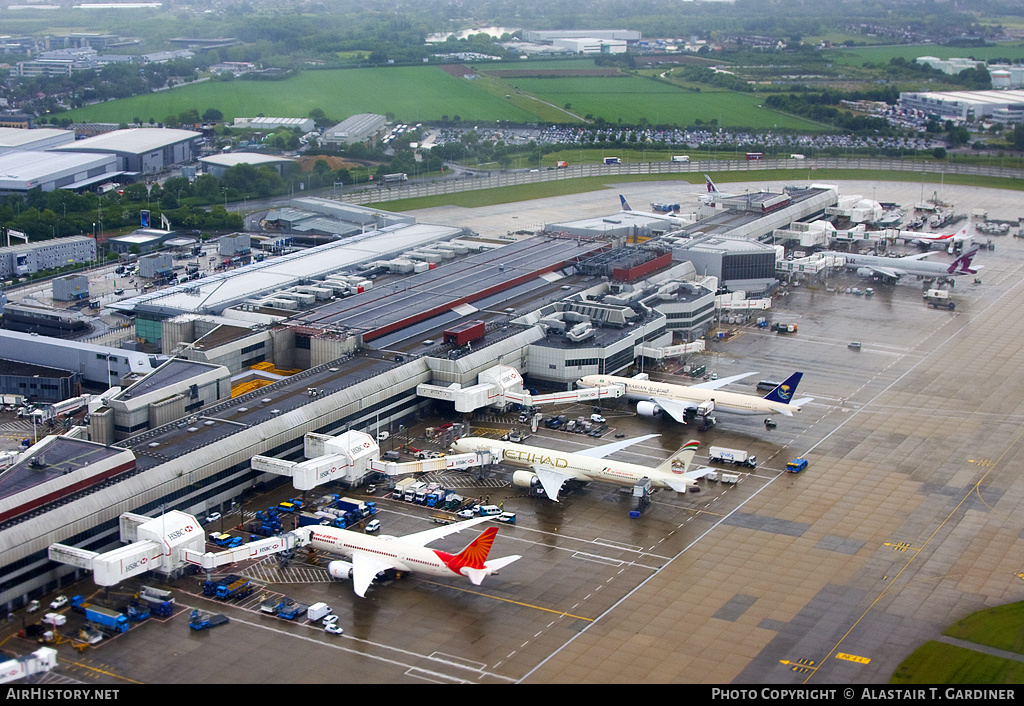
[202,108,224,123]
[1013,125,1024,152]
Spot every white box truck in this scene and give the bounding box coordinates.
[307,602,332,622]
[708,446,757,468]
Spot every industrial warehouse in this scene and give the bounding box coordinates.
[2,175,1024,686]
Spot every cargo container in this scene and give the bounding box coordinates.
[443,320,486,347]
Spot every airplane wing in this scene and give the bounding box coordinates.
[688,372,758,391]
[531,465,574,501]
[651,396,696,424]
[865,264,906,279]
[351,550,396,597]
[400,517,490,547]
[574,433,660,458]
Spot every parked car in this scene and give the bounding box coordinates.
[325,623,344,635]
[49,595,68,610]
[204,512,222,524]
[365,519,381,533]
[26,600,40,613]
[456,508,475,519]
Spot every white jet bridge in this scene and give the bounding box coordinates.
[48,510,311,586]
[415,364,623,414]
[0,647,58,684]
[251,428,500,490]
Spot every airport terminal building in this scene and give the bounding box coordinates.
[0,179,847,610]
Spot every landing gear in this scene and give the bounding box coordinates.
[696,415,716,431]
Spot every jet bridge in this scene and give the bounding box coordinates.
[416,364,624,414]
[48,510,312,586]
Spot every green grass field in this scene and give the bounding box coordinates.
[945,601,1024,654]
[61,59,832,130]
[891,601,1024,683]
[825,41,1024,68]
[502,74,826,130]
[891,641,1024,684]
[62,66,546,125]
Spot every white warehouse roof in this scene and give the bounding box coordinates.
[111,222,466,317]
[0,127,75,154]
[51,127,201,155]
[199,153,294,168]
[0,150,118,192]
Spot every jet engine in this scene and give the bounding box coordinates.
[512,470,541,490]
[856,267,874,277]
[636,401,663,418]
[328,560,354,580]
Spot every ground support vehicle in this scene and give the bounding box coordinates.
[787,458,809,473]
[708,446,757,468]
[189,609,229,630]
[71,597,129,634]
[924,289,956,310]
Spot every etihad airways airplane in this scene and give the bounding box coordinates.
[452,434,707,501]
[309,518,520,597]
[577,372,811,425]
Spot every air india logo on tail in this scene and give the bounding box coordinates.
[436,527,498,576]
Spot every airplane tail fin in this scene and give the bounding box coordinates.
[763,373,803,405]
[619,194,632,211]
[446,526,521,585]
[657,439,700,476]
[949,247,980,275]
[704,174,717,193]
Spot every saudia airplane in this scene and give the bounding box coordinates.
[576,372,811,425]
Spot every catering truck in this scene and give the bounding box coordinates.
[707,446,757,468]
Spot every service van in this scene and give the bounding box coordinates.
[671,155,690,162]
[478,505,502,516]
